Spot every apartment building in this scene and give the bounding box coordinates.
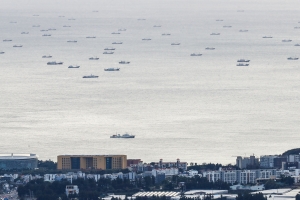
[57,155,127,170]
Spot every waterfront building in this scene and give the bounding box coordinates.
[260,155,278,168]
[127,159,142,166]
[0,153,38,170]
[236,155,258,169]
[57,155,127,170]
[288,154,300,162]
[155,159,188,170]
[222,170,237,184]
[203,169,277,184]
[274,157,288,168]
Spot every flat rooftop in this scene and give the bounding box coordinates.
[0,153,38,160]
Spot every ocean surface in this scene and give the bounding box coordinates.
[0,0,300,164]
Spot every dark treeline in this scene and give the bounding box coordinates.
[187,163,239,171]
[175,176,231,190]
[17,177,138,200]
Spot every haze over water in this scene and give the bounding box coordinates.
[1,0,300,164]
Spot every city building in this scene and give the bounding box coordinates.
[236,155,259,169]
[260,155,278,168]
[57,155,127,170]
[0,153,38,170]
[287,154,300,162]
[127,159,142,166]
[154,159,188,170]
[274,157,287,169]
[203,169,277,184]
[66,185,79,196]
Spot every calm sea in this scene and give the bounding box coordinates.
[0,0,300,164]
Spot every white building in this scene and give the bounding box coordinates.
[152,168,178,177]
[66,185,79,196]
[203,169,277,184]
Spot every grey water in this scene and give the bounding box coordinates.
[0,0,300,164]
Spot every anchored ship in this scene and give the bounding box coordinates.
[104,68,120,71]
[119,61,130,64]
[110,133,135,138]
[68,65,80,68]
[82,74,98,78]
[47,61,63,65]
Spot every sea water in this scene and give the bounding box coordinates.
[0,0,300,164]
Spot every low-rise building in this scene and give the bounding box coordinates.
[203,169,277,184]
[66,185,79,196]
[0,153,38,170]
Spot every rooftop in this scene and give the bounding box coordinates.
[0,153,38,160]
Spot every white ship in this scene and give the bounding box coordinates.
[67,40,77,43]
[110,133,135,138]
[104,68,120,71]
[104,47,115,50]
[190,53,202,56]
[89,57,99,60]
[83,74,98,78]
[282,39,292,42]
[119,61,130,64]
[13,45,22,47]
[42,55,52,58]
[287,57,299,60]
[68,65,80,68]
[47,61,63,65]
[237,63,249,66]
[237,59,250,62]
[103,51,114,54]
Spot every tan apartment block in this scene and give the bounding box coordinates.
[57,155,127,170]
